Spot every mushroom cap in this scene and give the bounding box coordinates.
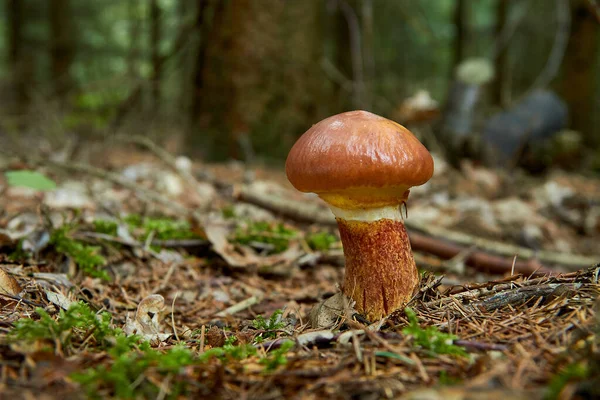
[286,110,434,209]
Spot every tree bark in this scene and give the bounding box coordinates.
[189,0,224,132]
[127,0,141,79]
[150,0,162,109]
[6,0,28,116]
[452,0,467,70]
[560,0,599,145]
[49,0,74,97]
[492,0,508,107]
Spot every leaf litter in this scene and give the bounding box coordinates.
[0,139,599,399]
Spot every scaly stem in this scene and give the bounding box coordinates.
[336,217,419,321]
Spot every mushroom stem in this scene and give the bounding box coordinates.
[330,205,419,321]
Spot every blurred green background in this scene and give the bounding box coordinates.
[0,0,598,165]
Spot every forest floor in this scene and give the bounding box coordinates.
[0,138,599,399]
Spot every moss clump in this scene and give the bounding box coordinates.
[232,221,296,254]
[306,231,337,251]
[402,307,467,357]
[51,225,110,280]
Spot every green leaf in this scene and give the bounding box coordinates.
[374,351,415,365]
[5,170,57,191]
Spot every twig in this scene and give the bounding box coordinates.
[171,292,180,342]
[215,295,262,317]
[236,183,598,272]
[37,158,191,215]
[424,265,600,307]
[113,134,200,190]
[405,220,597,272]
[199,324,206,353]
[453,340,508,352]
[408,234,549,275]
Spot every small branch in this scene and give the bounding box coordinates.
[215,295,262,317]
[236,184,597,273]
[113,134,200,190]
[453,340,508,352]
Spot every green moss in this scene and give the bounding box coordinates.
[252,309,286,340]
[439,370,463,386]
[232,222,296,254]
[8,239,28,261]
[51,224,110,280]
[93,219,119,236]
[124,214,199,241]
[73,342,195,399]
[305,231,337,251]
[402,307,467,357]
[221,206,236,219]
[544,362,589,400]
[9,302,125,351]
[259,340,294,372]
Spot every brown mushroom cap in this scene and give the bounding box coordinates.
[286,110,434,209]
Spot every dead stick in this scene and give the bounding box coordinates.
[408,233,549,275]
[238,184,597,272]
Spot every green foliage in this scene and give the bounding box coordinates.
[252,309,286,340]
[544,362,589,400]
[439,370,463,386]
[93,219,119,236]
[125,215,199,241]
[259,340,294,372]
[233,222,296,254]
[374,351,415,365]
[73,344,195,399]
[8,239,29,261]
[51,224,110,280]
[9,302,116,351]
[4,170,57,191]
[305,231,337,251]
[221,206,236,219]
[402,308,467,357]
[74,335,292,398]
[201,342,257,362]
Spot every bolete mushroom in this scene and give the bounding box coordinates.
[286,110,434,321]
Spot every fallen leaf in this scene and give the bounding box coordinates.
[123,294,171,342]
[0,268,22,296]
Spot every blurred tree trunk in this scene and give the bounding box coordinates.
[331,0,362,109]
[361,0,373,110]
[560,0,599,145]
[189,0,225,135]
[127,0,140,79]
[6,0,28,117]
[178,0,193,113]
[49,0,74,97]
[150,0,162,109]
[187,0,325,160]
[452,0,467,70]
[492,0,508,107]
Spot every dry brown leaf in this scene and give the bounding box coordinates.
[123,294,171,342]
[0,267,22,296]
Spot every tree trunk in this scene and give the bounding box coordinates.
[189,0,224,132]
[330,0,362,110]
[361,0,373,110]
[127,0,141,79]
[6,0,28,116]
[560,0,599,145]
[150,0,162,109]
[452,0,467,70]
[49,0,74,97]
[492,0,508,107]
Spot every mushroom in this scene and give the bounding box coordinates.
[286,110,434,321]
